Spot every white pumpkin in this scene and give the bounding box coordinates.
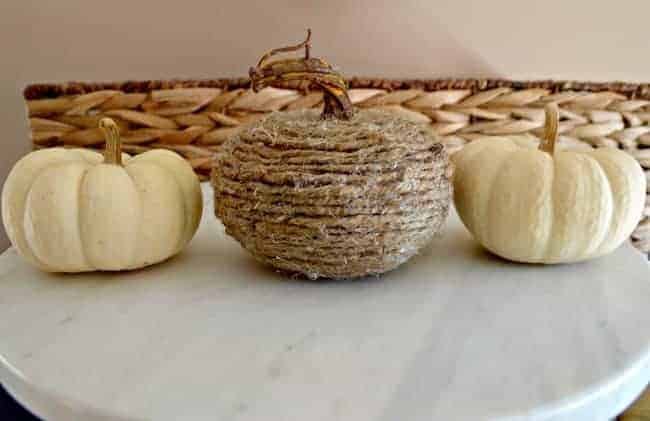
[1,118,202,272]
[452,104,646,263]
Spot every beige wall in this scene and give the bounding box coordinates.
[2,0,650,250]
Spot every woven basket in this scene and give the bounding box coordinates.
[23,78,650,254]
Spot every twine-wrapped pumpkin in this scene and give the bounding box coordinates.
[212,31,452,279]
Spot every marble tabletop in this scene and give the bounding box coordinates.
[0,185,649,421]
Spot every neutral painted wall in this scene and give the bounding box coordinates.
[2,0,650,250]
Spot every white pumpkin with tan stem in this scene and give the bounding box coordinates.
[1,118,202,272]
[453,104,646,263]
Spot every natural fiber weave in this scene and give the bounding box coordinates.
[212,109,451,279]
[22,77,650,253]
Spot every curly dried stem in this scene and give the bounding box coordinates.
[256,29,312,69]
[249,29,353,120]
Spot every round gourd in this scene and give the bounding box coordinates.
[1,118,202,272]
[212,31,451,279]
[452,104,646,264]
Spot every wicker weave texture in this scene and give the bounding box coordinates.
[23,78,650,253]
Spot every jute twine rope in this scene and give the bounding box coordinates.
[212,109,451,279]
[23,78,650,253]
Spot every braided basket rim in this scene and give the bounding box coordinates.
[23,77,650,100]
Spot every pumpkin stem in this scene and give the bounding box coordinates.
[248,30,354,120]
[99,118,122,166]
[540,103,559,155]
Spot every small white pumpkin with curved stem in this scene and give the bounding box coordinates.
[2,118,202,272]
[452,104,646,263]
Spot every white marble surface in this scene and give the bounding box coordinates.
[0,184,649,421]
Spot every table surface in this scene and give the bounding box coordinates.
[0,185,649,421]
